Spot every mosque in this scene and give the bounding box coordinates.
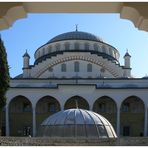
[5,28,148,137]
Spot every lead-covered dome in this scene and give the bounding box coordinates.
[34,30,120,65]
[48,31,103,43]
[39,109,117,138]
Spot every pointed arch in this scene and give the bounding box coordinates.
[93,96,117,131]
[9,95,33,136]
[120,95,145,137]
[64,95,89,110]
[36,95,61,131]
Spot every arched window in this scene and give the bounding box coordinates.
[102,45,106,53]
[64,42,70,50]
[55,44,60,51]
[85,42,90,50]
[38,51,40,57]
[74,42,80,50]
[61,63,66,72]
[48,67,53,72]
[42,48,45,55]
[87,63,92,72]
[74,61,79,72]
[48,45,52,53]
[23,102,31,112]
[109,48,113,56]
[94,43,98,51]
[48,103,56,113]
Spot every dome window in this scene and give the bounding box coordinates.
[48,45,52,54]
[38,51,40,57]
[55,43,60,51]
[42,48,45,55]
[64,42,70,50]
[85,42,90,50]
[74,61,79,72]
[102,46,107,53]
[61,63,66,72]
[48,67,53,72]
[94,43,98,51]
[109,48,113,56]
[87,63,92,72]
[74,42,80,50]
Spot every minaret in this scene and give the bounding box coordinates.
[123,50,131,77]
[22,50,30,78]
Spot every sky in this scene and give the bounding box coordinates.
[0,13,148,78]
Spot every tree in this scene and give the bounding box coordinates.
[0,36,10,136]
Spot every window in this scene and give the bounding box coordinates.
[61,63,66,72]
[74,42,80,50]
[48,103,56,113]
[87,63,92,72]
[23,103,31,112]
[94,43,98,51]
[98,103,106,112]
[42,48,45,55]
[23,126,31,136]
[122,103,130,112]
[123,126,130,136]
[48,67,53,72]
[85,42,89,50]
[109,48,113,56]
[48,46,52,53]
[102,46,106,53]
[55,44,60,51]
[65,42,70,50]
[74,61,79,72]
[38,51,40,57]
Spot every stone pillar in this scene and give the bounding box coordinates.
[6,104,9,136]
[116,106,120,137]
[32,106,36,137]
[144,107,148,136]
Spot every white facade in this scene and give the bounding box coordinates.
[6,30,148,137]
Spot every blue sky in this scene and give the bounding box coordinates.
[0,13,148,78]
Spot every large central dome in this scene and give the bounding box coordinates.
[48,31,103,43]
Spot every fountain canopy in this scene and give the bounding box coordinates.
[39,109,117,138]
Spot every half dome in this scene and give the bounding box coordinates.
[48,31,103,43]
[39,109,117,138]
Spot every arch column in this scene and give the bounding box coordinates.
[32,105,36,137]
[116,105,120,137]
[144,107,148,136]
[5,104,9,136]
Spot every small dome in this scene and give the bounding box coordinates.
[39,109,117,138]
[48,31,103,43]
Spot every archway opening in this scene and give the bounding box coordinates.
[36,96,61,131]
[93,96,117,131]
[9,96,32,136]
[64,96,89,110]
[120,96,145,137]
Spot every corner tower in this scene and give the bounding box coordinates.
[123,50,131,77]
[22,50,30,78]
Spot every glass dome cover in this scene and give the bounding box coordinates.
[39,109,117,138]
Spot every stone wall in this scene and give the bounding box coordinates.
[1,137,148,146]
[0,137,116,146]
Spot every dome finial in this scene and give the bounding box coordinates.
[75,99,78,109]
[75,24,78,32]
